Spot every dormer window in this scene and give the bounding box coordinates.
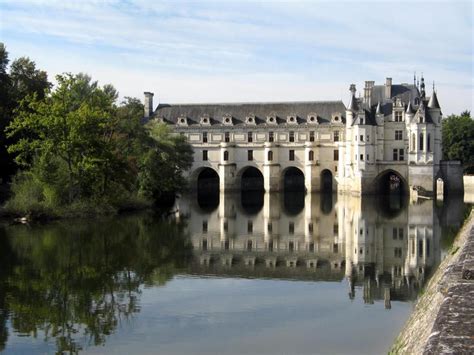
[331,113,343,124]
[287,115,297,124]
[307,113,318,124]
[394,111,403,122]
[419,116,424,123]
[178,115,188,126]
[200,114,211,125]
[223,114,233,126]
[245,114,256,125]
[360,118,364,125]
[267,115,277,125]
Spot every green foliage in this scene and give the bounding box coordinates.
[0,43,51,182]
[442,111,474,169]
[4,70,193,216]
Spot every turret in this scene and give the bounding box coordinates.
[346,84,357,127]
[420,75,426,99]
[405,101,415,124]
[375,101,384,125]
[428,90,440,109]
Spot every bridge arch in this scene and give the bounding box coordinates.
[320,169,333,192]
[374,169,408,196]
[281,166,305,192]
[237,166,264,191]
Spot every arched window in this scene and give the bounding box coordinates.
[267,150,273,161]
[412,133,416,151]
[308,150,314,161]
[419,133,424,151]
[427,134,431,152]
[223,150,229,161]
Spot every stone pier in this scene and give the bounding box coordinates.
[390,209,474,354]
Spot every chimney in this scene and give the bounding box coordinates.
[364,81,374,106]
[385,78,392,99]
[144,92,154,118]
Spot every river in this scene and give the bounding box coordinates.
[0,192,470,354]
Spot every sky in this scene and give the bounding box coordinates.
[0,0,472,115]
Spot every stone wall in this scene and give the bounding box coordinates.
[390,208,474,354]
[464,175,474,204]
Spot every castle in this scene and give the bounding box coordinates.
[144,76,463,196]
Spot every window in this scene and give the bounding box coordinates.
[289,131,295,142]
[247,221,253,234]
[267,150,273,161]
[308,223,313,234]
[394,247,402,258]
[203,150,208,161]
[309,242,314,252]
[360,154,364,161]
[334,131,340,142]
[394,111,403,122]
[399,149,404,161]
[224,221,228,232]
[269,131,274,142]
[395,130,403,140]
[366,154,369,161]
[202,221,208,233]
[247,131,253,143]
[223,150,229,161]
[412,133,416,151]
[225,132,230,142]
[267,223,272,233]
[203,132,208,143]
[334,149,339,161]
[419,133,424,150]
[393,228,404,240]
[393,149,404,161]
[289,150,295,161]
[268,241,273,252]
[247,240,252,251]
[289,241,294,252]
[360,118,364,125]
[427,133,431,152]
[309,131,315,142]
[420,116,424,123]
[248,150,253,161]
[289,222,294,235]
[360,135,364,142]
[308,150,314,161]
[202,239,208,250]
[224,240,229,250]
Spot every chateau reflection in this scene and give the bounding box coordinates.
[174,192,466,306]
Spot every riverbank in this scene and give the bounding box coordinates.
[390,207,474,354]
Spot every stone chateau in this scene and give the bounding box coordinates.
[144,76,463,195]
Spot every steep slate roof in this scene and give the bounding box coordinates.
[370,84,420,105]
[152,101,346,126]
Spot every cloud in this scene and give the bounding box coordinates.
[1,0,472,114]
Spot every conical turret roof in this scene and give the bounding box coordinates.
[376,101,382,114]
[428,91,440,109]
[348,94,358,111]
[406,101,415,114]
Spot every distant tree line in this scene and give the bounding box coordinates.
[0,43,193,217]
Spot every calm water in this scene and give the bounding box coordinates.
[0,192,469,355]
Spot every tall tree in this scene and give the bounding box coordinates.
[0,44,50,182]
[442,111,474,170]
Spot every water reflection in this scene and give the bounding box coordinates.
[175,192,467,305]
[0,193,469,354]
[0,215,192,353]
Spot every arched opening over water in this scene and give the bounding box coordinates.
[282,167,305,192]
[239,167,264,214]
[321,169,333,192]
[196,168,219,211]
[375,170,407,196]
[374,170,408,217]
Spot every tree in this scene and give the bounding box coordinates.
[442,111,474,170]
[0,43,51,182]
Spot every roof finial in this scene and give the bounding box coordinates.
[433,81,435,92]
[414,72,416,87]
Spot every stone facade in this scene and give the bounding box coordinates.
[145,75,463,195]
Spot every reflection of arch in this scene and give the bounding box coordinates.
[238,166,264,191]
[321,169,333,192]
[240,190,264,215]
[193,167,220,211]
[283,190,304,216]
[282,167,305,192]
